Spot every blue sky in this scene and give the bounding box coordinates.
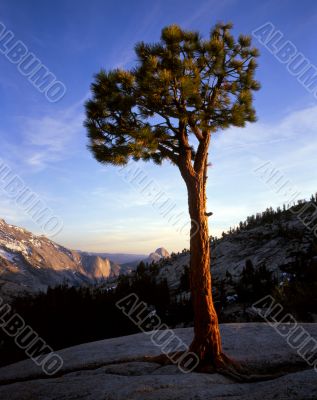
[0,0,317,254]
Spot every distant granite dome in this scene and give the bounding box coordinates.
[148,252,162,263]
[0,218,119,302]
[145,247,170,264]
[79,254,112,279]
[0,218,170,301]
[155,247,170,258]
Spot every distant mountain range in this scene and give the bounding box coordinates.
[157,199,317,291]
[2,195,316,303]
[120,247,171,272]
[0,218,169,301]
[76,252,147,265]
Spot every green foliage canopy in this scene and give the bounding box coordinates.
[85,23,260,171]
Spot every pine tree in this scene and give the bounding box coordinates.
[85,22,259,373]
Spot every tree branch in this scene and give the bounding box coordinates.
[158,144,178,164]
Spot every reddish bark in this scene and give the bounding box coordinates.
[185,172,222,365]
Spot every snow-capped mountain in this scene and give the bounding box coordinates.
[0,219,120,301]
[1,196,316,302]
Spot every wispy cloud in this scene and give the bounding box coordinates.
[22,113,82,168]
[16,97,87,171]
[0,198,27,224]
[182,0,237,28]
[212,104,317,165]
[107,3,163,69]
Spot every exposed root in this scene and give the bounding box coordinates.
[142,351,287,382]
[211,353,283,382]
[142,351,184,366]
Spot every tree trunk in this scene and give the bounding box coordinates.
[186,174,222,365]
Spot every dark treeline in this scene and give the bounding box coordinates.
[0,261,192,368]
[1,253,316,368]
[1,193,317,367]
[218,193,317,239]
